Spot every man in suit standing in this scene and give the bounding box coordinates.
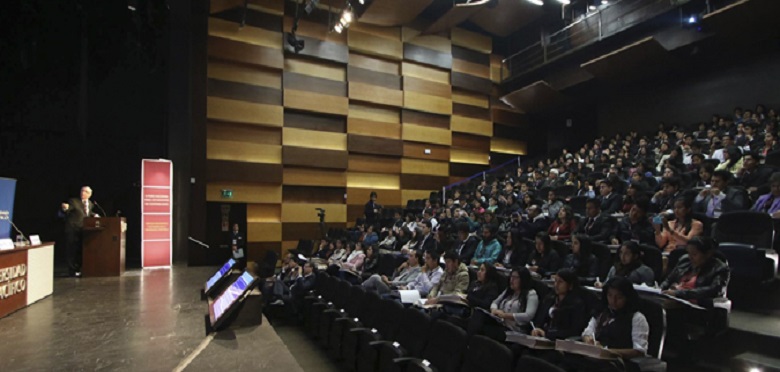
[60,186,98,277]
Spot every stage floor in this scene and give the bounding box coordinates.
[0,266,304,372]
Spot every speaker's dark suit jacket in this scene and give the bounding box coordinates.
[63,198,96,232]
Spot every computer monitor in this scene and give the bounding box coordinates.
[204,258,236,296]
[208,271,258,328]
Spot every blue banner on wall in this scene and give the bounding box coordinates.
[0,177,17,239]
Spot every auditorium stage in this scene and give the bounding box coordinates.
[0,266,304,371]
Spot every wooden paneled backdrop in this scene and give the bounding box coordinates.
[206,2,527,261]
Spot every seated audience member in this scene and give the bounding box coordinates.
[471,224,502,266]
[335,242,366,282]
[328,239,347,263]
[377,229,396,251]
[650,177,682,213]
[418,219,437,253]
[542,190,564,219]
[654,197,703,253]
[661,237,729,306]
[750,172,780,217]
[453,223,479,263]
[603,241,655,286]
[548,205,577,241]
[575,198,615,244]
[577,180,596,198]
[693,170,748,218]
[531,269,590,340]
[401,250,444,298]
[400,227,423,253]
[695,163,715,188]
[360,245,380,281]
[569,277,649,371]
[467,267,539,341]
[496,229,527,269]
[313,239,333,260]
[527,232,562,276]
[466,264,502,310]
[427,251,470,301]
[598,179,622,214]
[611,197,655,246]
[621,182,644,214]
[517,204,551,240]
[736,151,772,196]
[285,262,318,316]
[562,234,599,279]
[263,253,302,305]
[362,251,422,294]
[714,146,743,174]
[394,227,412,251]
[361,224,378,246]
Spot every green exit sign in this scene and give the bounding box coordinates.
[221,189,233,199]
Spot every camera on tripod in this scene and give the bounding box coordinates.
[315,208,326,222]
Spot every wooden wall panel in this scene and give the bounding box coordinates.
[282,223,346,241]
[211,0,244,15]
[492,108,527,126]
[402,28,451,53]
[451,28,492,54]
[208,36,284,70]
[283,72,347,96]
[247,204,282,222]
[348,82,403,107]
[402,124,451,146]
[450,148,490,165]
[452,103,490,120]
[404,44,452,70]
[213,7,282,31]
[284,111,346,133]
[347,134,404,156]
[491,138,528,155]
[452,133,491,152]
[348,30,403,61]
[206,182,282,203]
[348,103,400,123]
[283,168,346,187]
[403,76,451,98]
[206,160,283,184]
[348,155,402,174]
[400,174,450,190]
[208,78,282,105]
[494,122,527,140]
[208,60,281,88]
[347,118,401,139]
[449,163,489,177]
[282,127,347,151]
[401,62,450,84]
[207,122,281,144]
[282,204,347,223]
[403,91,452,115]
[347,172,401,190]
[207,140,282,163]
[284,57,346,81]
[207,96,283,127]
[452,88,489,108]
[401,109,449,129]
[282,146,348,169]
[246,242,282,265]
[403,142,450,162]
[283,89,349,116]
[346,188,402,206]
[208,18,282,49]
[348,66,401,89]
[452,59,490,79]
[247,222,282,242]
[283,16,346,44]
[401,158,449,176]
[349,53,401,75]
[451,115,492,137]
[283,186,346,204]
[490,54,507,83]
[451,72,492,95]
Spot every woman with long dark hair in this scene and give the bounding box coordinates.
[496,229,527,269]
[527,232,561,276]
[466,263,502,310]
[654,197,703,253]
[531,268,589,340]
[467,266,539,341]
[604,241,655,286]
[548,205,577,241]
[562,234,599,279]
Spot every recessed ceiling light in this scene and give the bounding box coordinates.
[527,0,544,6]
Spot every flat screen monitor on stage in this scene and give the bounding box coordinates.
[208,271,257,328]
[204,258,236,295]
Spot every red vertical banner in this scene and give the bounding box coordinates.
[141,159,173,268]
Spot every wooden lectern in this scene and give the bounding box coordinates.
[82,217,126,277]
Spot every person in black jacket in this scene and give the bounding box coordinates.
[59,186,99,277]
[527,232,561,277]
[575,198,616,244]
[661,237,730,306]
[453,223,479,263]
[466,263,502,310]
[598,179,622,214]
[611,197,655,245]
[496,228,527,269]
[360,245,380,281]
[531,268,590,340]
[364,191,381,226]
[561,234,599,280]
